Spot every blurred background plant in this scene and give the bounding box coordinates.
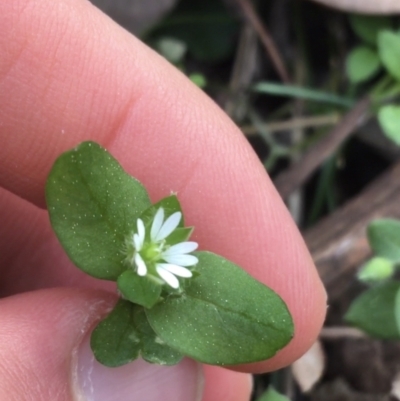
[89,0,400,399]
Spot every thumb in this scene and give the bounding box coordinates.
[0,289,203,401]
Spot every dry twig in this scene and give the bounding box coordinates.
[235,0,291,83]
[304,160,400,299]
[274,96,371,199]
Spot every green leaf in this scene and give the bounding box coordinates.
[156,37,187,63]
[257,386,291,401]
[146,251,294,365]
[139,194,184,229]
[46,141,151,280]
[349,15,392,46]
[133,308,183,365]
[378,105,400,146]
[165,227,194,245]
[189,73,207,88]
[91,299,141,367]
[345,281,400,339]
[252,82,354,108]
[368,219,400,261]
[91,300,183,367]
[358,257,395,283]
[138,195,194,246]
[117,270,162,309]
[346,46,381,84]
[378,31,400,81]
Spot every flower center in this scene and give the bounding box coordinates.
[140,241,163,262]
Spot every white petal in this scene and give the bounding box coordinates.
[150,208,164,241]
[135,253,147,276]
[162,241,198,256]
[156,266,180,289]
[133,233,142,251]
[157,263,193,278]
[163,254,198,266]
[155,212,182,241]
[137,218,145,244]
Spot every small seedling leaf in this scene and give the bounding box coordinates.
[378,31,400,81]
[345,281,400,339]
[378,105,400,146]
[346,46,381,84]
[368,219,400,261]
[357,257,395,283]
[349,15,392,46]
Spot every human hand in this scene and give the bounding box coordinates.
[0,1,327,400]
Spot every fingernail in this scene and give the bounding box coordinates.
[73,335,204,401]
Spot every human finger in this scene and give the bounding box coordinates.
[0,0,326,372]
[0,288,252,401]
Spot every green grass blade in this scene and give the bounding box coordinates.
[253,82,354,108]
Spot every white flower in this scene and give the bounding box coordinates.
[127,207,198,289]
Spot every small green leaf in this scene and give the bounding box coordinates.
[357,257,395,283]
[368,219,400,261]
[257,386,291,401]
[139,194,184,229]
[156,37,187,63]
[165,227,194,245]
[146,251,293,365]
[345,281,400,339]
[349,15,392,46]
[378,105,400,146]
[46,141,151,280]
[378,31,400,81]
[138,195,194,247]
[346,46,381,84]
[134,308,183,365]
[189,73,207,88]
[91,300,183,367]
[91,299,141,367]
[117,270,162,309]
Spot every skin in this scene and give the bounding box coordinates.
[0,0,327,400]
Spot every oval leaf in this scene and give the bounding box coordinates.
[46,141,151,280]
[91,300,183,367]
[133,307,183,365]
[146,251,294,365]
[91,300,141,367]
[346,46,381,84]
[349,15,392,46]
[357,257,394,283]
[117,270,162,309]
[368,218,400,261]
[378,30,400,81]
[345,281,400,339]
[378,105,400,146]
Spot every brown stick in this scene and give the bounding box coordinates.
[235,0,291,83]
[304,160,400,299]
[274,96,371,199]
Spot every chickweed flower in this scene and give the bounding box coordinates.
[125,207,198,289]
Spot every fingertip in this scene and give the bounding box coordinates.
[0,288,115,400]
[202,365,253,401]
